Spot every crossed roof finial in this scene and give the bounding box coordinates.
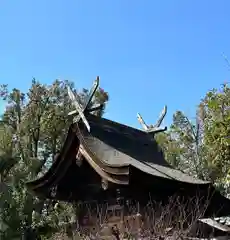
[137,105,167,134]
[67,76,100,132]
[68,76,167,135]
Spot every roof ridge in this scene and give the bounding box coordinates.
[88,113,150,136]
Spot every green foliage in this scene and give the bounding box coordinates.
[0,78,109,239]
[157,83,230,193]
[200,83,230,191]
[0,76,229,238]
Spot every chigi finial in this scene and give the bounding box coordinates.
[67,76,101,132]
[137,105,167,135]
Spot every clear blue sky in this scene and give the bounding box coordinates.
[0,1,230,128]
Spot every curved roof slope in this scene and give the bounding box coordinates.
[27,113,210,196]
[27,124,80,190]
[76,114,209,185]
[26,114,230,217]
[81,114,171,167]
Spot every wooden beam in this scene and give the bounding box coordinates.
[137,105,168,135]
[76,148,83,166]
[79,144,128,185]
[101,178,109,190]
[67,76,100,132]
[86,104,104,113]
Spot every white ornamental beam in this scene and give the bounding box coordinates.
[67,76,100,132]
[137,105,167,134]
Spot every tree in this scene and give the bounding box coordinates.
[157,83,230,193]
[156,110,207,180]
[199,83,230,192]
[0,78,109,239]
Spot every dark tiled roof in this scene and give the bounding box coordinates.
[25,114,230,219]
[77,114,209,184]
[83,114,169,165]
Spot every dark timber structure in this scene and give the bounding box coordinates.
[27,77,230,235]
